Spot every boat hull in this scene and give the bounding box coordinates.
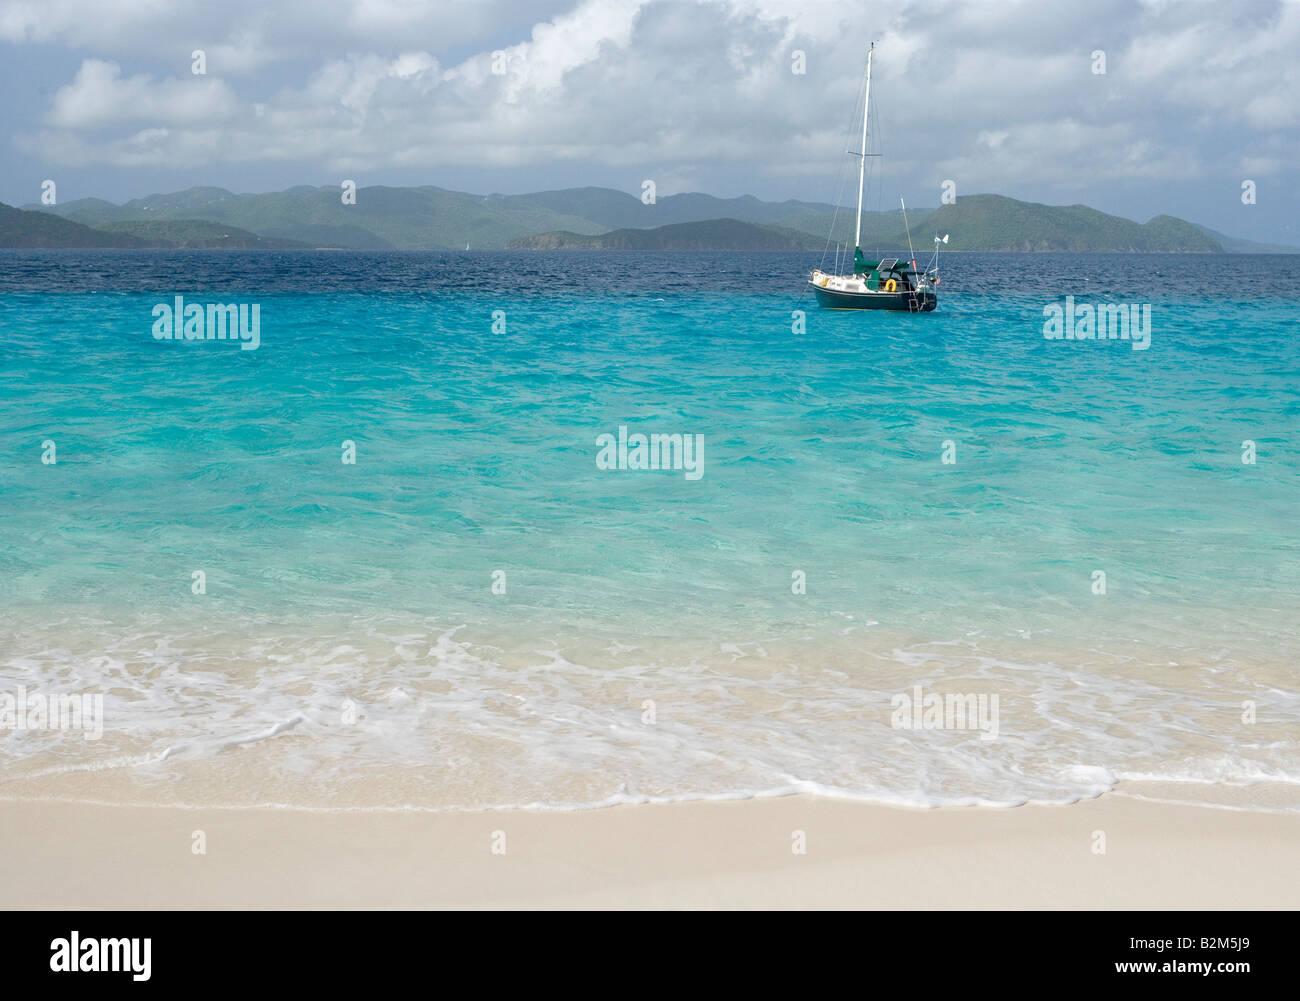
[810,282,937,312]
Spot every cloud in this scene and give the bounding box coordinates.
[47,60,242,129]
[8,0,1299,194]
[0,0,562,67]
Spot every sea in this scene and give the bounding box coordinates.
[0,249,1296,812]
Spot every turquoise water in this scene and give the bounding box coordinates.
[1,251,1297,809]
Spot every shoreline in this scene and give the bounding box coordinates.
[4,789,1297,909]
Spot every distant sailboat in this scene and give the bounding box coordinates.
[808,43,940,312]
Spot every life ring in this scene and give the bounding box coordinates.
[884,278,897,292]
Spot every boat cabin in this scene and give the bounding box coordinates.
[852,253,917,291]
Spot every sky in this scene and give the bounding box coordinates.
[1,0,1296,243]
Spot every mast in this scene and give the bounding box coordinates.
[854,42,874,250]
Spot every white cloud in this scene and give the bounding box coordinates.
[48,60,242,129]
[0,0,563,67]
[8,0,1299,192]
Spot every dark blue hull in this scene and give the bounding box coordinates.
[810,283,937,312]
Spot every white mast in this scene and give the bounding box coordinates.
[854,42,874,251]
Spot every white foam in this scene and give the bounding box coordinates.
[3,613,1298,813]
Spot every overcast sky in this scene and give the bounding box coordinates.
[2,0,1296,242]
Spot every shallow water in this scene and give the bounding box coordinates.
[1,250,1297,810]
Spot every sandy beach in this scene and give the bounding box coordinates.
[3,789,1296,909]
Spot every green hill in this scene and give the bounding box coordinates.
[776,206,919,249]
[43,196,143,226]
[27,185,840,250]
[508,218,821,250]
[490,187,651,230]
[0,203,143,247]
[18,186,1283,253]
[870,195,1222,252]
[28,185,609,250]
[491,188,839,231]
[0,203,316,248]
[92,218,310,249]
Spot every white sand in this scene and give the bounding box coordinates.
[3,789,1297,909]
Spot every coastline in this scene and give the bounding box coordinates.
[4,789,1297,909]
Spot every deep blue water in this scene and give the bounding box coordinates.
[3,248,1299,297]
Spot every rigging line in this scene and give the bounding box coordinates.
[819,64,869,271]
[803,86,855,302]
[870,90,887,256]
[819,133,852,266]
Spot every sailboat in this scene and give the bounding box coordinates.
[809,43,940,312]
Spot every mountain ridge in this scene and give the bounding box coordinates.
[508,218,822,250]
[6,186,1295,252]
